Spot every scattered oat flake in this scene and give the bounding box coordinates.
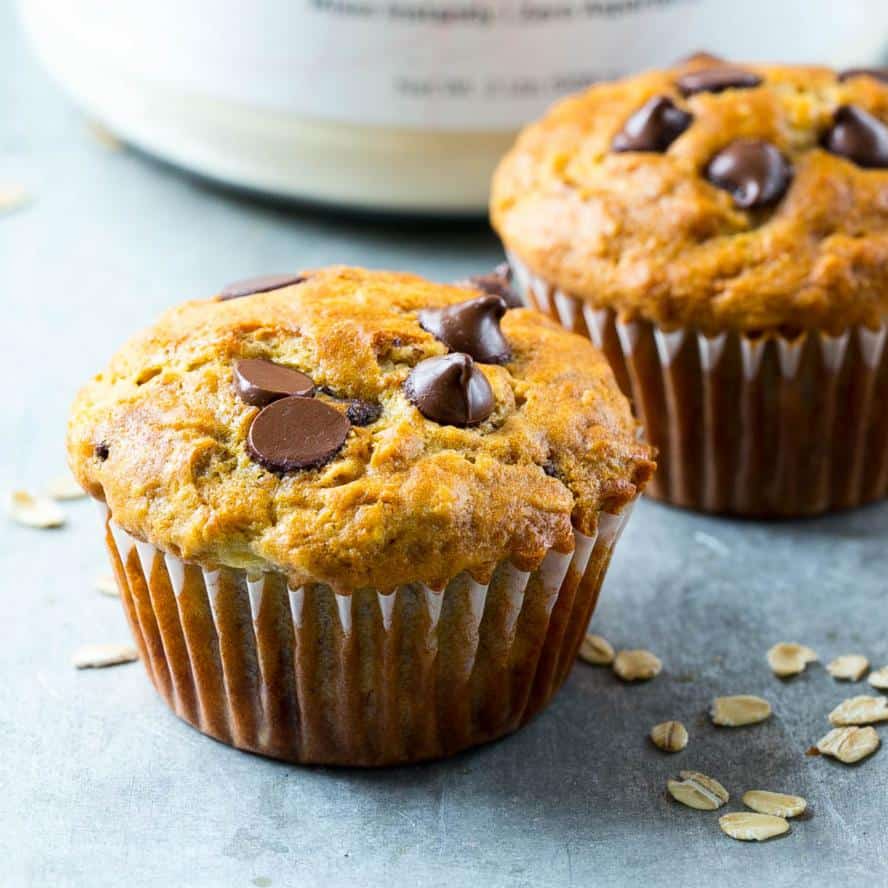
[742,790,807,818]
[613,649,662,682]
[666,771,729,810]
[828,695,888,726]
[95,573,119,596]
[0,183,29,214]
[87,119,123,151]
[578,633,614,665]
[650,721,688,752]
[719,812,789,842]
[767,642,817,677]
[46,472,86,501]
[827,654,869,682]
[711,695,772,727]
[72,642,138,669]
[816,726,880,763]
[693,531,729,556]
[867,666,888,691]
[8,490,65,528]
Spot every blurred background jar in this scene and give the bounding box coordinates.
[19,0,888,216]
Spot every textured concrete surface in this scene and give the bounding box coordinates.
[3,10,887,887]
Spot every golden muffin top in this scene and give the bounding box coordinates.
[491,58,888,335]
[67,267,653,592]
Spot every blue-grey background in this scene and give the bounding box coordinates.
[3,7,887,886]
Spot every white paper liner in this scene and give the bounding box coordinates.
[97,502,632,766]
[509,253,888,515]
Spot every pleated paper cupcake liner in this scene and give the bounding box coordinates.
[509,253,888,516]
[98,501,632,766]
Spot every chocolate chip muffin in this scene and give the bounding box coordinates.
[67,267,653,765]
[492,58,888,516]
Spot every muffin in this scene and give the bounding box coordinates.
[492,58,888,516]
[67,267,654,766]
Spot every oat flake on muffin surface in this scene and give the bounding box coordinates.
[68,267,653,592]
[491,59,888,335]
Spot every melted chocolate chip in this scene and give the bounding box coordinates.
[822,105,888,169]
[461,263,522,308]
[405,353,494,427]
[345,399,383,426]
[838,68,888,84]
[705,139,792,208]
[95,442,110,461]
[247,397,350,472]
[542,461,559,478]
[612,96,693,153]
[419,294,512,364]
[219,273,306,301]
[676,66,762,97]
[234,359,315,407]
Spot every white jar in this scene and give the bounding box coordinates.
[19,0,888,215]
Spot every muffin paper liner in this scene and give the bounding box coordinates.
[98,501,632,766]
[509,253,888,516]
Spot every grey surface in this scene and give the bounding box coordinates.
[3,10,888,888]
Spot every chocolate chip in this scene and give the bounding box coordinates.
[95,442,109,461]
[676,66,762,97]
[543,461,559,478]
[219,273,306,301]
[705,139,792,208]
[822,105,888,169]
[247,397,350,472]
[612,96,693,153]
[233,359,314,407]
[838,68,888,84]
[419,294,512,364]
[461,263,522,308]
[405,353,494,427]
[345,399,382,426]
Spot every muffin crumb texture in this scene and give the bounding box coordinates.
[492,60,888,334]
[68,267,652,591]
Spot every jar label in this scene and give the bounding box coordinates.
[27,0,888,130]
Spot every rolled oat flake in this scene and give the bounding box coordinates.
[46,472,86,500]
[767,642,817,677]
[612,649,662,682]
[711,695,772,727]
[742,790,806,818]
[868,666,888,690]
[816,726,880,763]
[73,643,139,669]
[719,812,789,842]
[578,633,615,666]
[667,771,729,810]
[828,695,888,726]
[827,654,869,682]
[650,721,688,753]
[8,490,65,528]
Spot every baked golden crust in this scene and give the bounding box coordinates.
[68,267,653,591]
[491,61,888,335]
